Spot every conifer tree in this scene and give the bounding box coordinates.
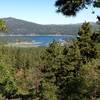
[77,22,97,62]
[56,42,85,100]
[55,0,100,16]
[40,41,63,100]
[40,41,84,100]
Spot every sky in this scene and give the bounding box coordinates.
[0,0,99,24]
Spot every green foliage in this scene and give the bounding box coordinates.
[0,19,7,32]
[40,22,100,100]
[0,62,17,99]
[80,59,100,99]
[40,41,63,100]
[77,22,97,62]
[40,80,58,100]
[0,46,43,99]
[40,41,83,99]
[55,0,100,16]
[0,22,100,100]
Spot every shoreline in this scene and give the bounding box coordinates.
[6,42,39,47]
[0,34,74,36]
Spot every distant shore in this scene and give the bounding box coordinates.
[0,34,74,36]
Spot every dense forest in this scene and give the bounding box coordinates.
[0,21,100,100]
[0,0,100,100]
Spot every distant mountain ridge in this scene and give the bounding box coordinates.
[0,17,99,35]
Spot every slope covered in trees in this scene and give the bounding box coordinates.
[0,22,100,100]
[0,0,100,99]
[40,22,100,100]
[0,17,99,35]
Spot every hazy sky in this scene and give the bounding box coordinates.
[0,0,99,24]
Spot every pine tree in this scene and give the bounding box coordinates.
[77,22,97,63]
[56,41,86,100]
[40,41,63,100]
[55,0,100,16]
[40,41,84,100]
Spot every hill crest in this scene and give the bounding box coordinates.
[0,17,99,35]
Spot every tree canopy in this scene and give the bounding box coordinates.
[40,22,100,100]
[55,0,100,16]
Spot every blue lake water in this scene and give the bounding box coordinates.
[0,35,75,46]
[30,35,74,46]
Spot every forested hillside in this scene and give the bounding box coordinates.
[0,21,100,100]
[0,17,99,35]
[0,0,100,99]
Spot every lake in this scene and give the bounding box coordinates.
[0,35,75,46]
